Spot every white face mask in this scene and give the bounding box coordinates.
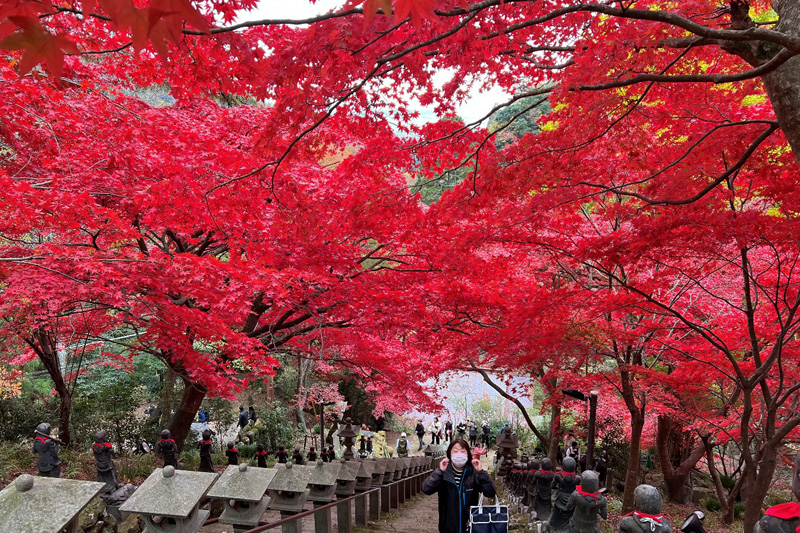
[451,453,469,468]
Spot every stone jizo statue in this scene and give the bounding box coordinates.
[549,456,581,531]
[93,430,118,492]
[618,484,672,533]
[534,457,555,521]
[566,470,607,533]
[33,422,62,478]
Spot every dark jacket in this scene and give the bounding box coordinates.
[422,463,496,533]
[238,410,249,428]
[415,423,425,436]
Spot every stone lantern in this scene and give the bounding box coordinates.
[119,465,218,533]
[306,460,342,533]
[0,474,105,533]
[205,463,276,531]
[400,457,412,478]
[267,463,312,533]
[371,458,388,488]
[383,458,398,484]
[354,460,376,492]
[334,459,360,497]
[338,418,359,461]
[306,460,341,503]
[496,428,519,476]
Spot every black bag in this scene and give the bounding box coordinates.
[469,495,509,533]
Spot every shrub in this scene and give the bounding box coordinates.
[238,442,258,459]
[0,396,58,442]
[259,402,302,452]
[703,497,722,512]
[0,442,37,483]
[117,453,156,483]
[734,501,745,520]
[180,447,200,470]
[765,488,794,507]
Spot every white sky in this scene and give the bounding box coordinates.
[237,0,510,124]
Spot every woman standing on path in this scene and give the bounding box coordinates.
[422,439,496,533]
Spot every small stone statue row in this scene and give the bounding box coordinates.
[505,455,672,533]
[32,422,134,504]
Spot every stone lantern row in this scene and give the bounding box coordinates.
[0,447,432,533]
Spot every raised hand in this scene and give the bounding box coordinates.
[472,457,482,471]
[439,457,450,471]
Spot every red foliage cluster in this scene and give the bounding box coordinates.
[2,0,800,523]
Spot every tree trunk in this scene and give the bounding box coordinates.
[703,436,737,525]
[656,415,706,503]
[56,387,73,446]
[326,418,339,445]
[548,401,561,464]
[166,380,207,453]
[158,367,176,430]
[29,329,73,445]
[743,444,780,533]
[762,0,800,164]
[622,412,644,513]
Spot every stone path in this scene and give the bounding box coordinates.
[354,492,440,533]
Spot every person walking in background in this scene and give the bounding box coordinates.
[415,419,426,451]
[456,420,466,439]
[238,406,249,430]
[596,451,608,487]
[564,431,576,452]
[468,421,478,448]
[481,421,491,449]
[566,440,581,462]
[396,432,410,457]
[248,405,257,424]
[429,417,442,445]
[445,419,453,442]
[422,438,496,533]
